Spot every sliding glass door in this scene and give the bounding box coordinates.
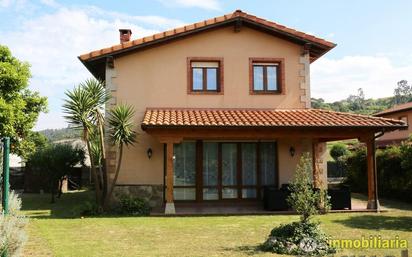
[173,142,196,200]
[241,143,257,199]
[172,141,277,201]
[222,143,238,199]
[203,142,219,200]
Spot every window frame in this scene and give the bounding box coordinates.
[187,57,224,94]
[249,58,285,95]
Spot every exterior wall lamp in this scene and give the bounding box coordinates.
[147,148,153,159]
[289,146,295,157]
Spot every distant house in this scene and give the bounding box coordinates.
[374,102,412,147]
[79,10,405,213]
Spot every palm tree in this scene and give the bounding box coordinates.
[104,104,136,208]
[82,79,111,198]
[62,78,109,206]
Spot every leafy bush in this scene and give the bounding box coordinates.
[345,146,367,193]
[0,192,28,257]
[261,221,335,256]
[76,195,151,217]
[344,138,412,202]
[330,143,349,162]
[117,194,150,216]
[77,201,101,217]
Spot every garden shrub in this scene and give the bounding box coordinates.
[77,195,151,216]
[78,201,101,217]
[0,191,28,257]
[344,137,412,203]
[345,146,367,193]
[117,194,151,216]
[261,221,335,256]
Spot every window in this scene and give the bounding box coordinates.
[249,58,284,94]
[399,116,408,130]
[187,58,223,94]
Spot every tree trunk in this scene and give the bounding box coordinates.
[85,129,103,207]
[51,179,56,204]
[57,178,63,198]
[104,144,123,210]
[97,112,108,200]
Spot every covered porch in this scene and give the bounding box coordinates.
[141,108,406,214]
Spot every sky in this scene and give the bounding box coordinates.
[0,0,412,130]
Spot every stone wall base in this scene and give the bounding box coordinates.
[112,185,163,208]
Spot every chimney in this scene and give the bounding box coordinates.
[119,29,132,43]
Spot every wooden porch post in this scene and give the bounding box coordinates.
[365,136,379,210]
[165,141,175,214]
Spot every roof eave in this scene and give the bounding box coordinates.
[141,124,406,131]
[79,16,335,65]
[374,107,412,117]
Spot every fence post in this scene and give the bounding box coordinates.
[1,137,10,257]
[2,137,10,214]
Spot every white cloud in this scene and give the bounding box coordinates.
[40,0,60,8]
[311,55,412,102]
[0,0,28,9]
[157,0,221,10]
[0,5,184,130]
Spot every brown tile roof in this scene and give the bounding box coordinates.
[79,10,336,63]
[374,102,412,116]
[141,108,406,129]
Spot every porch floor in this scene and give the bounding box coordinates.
[150,196,382,216]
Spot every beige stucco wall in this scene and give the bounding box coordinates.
[377,111,412,142]
[107,26,311,185]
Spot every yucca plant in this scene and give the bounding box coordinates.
[62,78,109,206]
[104,104,136,208]
[82,79,110,198]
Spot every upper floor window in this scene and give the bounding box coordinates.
[249,58,284,94]
[399,116,408,130]
[188,58,223,94]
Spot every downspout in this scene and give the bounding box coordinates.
[373,130,385,212]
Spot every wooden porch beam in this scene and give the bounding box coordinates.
[146,127,379,141]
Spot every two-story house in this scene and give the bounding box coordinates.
[79,10,405,214]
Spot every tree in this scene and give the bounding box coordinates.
[0,45,48,158]
[347,88,365,112]
[104,104,136,208]
[62,79,108,206]
[15,131,49,160]
[394,80,412,105]
[330,143,349,162]
[27,144,85,203]
[311,98,332,110]
[287,153,321,223]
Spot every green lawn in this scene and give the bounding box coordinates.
[21,191,412,257]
